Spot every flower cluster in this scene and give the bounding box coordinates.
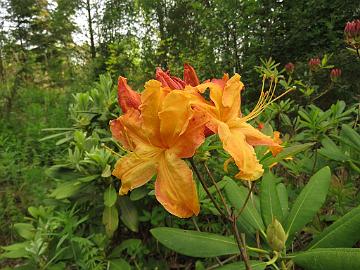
[344,19,360,49]
[285,62,295,74]
[110,65,283,218]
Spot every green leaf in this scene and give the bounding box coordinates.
[109,239,141,258]
[284,167,331,237]
[217,260,267,270]
[0,242,29,259]
[293,248,360,270]
[340,124,360,152]
[108,258,131,270]
[104,186,117,207]
[308,205,360,249]
[50,181,83,199]
[102,205,119,237]
[260,172,283,226]
[150,227,239,257]
[45,165,83,181]
[118,196,138,232]
[262,143,315,167]
[224,177,265,232]
[101,164,112,177]
[130,186,148,201]
[318,137,349,162]
[13,223,35,240]
[276,183,289,219]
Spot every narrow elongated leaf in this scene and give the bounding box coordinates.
[260,172,283,226]
[0,242,29,259]
[217,260,267,270]
[293,248,360,270]
[150,227,239,257]
[284,167,331,237]
[102,205,119,237]
[109,258,131,270]
[118,196,138,232]
[262,143,314,167]
[276,183,289,219]
[104,186,117,207]
[50,181,83,199]
[224,177,265,232]
[308,205,360,249]
[318,137,349,162]
[341,124,360,151]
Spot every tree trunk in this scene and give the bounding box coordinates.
[86,0,96,59]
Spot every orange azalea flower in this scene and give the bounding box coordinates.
[269,131,283,157]
[194,74,287,181]
[110,80,208,218]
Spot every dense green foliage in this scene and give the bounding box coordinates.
[0,0,359,269]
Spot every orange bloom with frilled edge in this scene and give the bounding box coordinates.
[110,80,208,218]
[194,74,289,181]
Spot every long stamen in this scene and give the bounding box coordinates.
[101,143,123,158]
[240,77,294,122]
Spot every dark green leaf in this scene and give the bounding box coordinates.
[104,186,118,207]
[308,205,360,249]
[293,248,360,270]
[217,260,267,270]
[118,196,138,232]
[102,205,119,237]
[150,227,239,257]
[260,172,283,226]
[284,167,331,237]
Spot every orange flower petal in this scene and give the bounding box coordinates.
[183,63,200,86]
[217,122,264,181]
[113,147,161,195]
[118,76,141,113]
[110,109,147,150]
[221,74,244,122]
[229,121,279,147]
[140,80,166,146]
[172,109,208,158]
[269,131,283,156]
[156,68,185,89]
[155,151,200,218]
[158,90,194,146]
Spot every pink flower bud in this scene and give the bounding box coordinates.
[308,58,321,71]
[344,19,360,49]
[285,62,295,74]
[330,68,342,82]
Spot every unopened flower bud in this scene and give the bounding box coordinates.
[330,68,342,82]
[308,58,321,71]
[344,19,360,49]
[285,62,295,74]
[266,219,287,252]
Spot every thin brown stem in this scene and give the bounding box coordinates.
[236,182,255,219]
[189,158,229,221]
[232,209,252,270]
[204,162,231,216]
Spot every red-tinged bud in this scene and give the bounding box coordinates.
[184,63,200,86]
[285,62,295,74]
[156,68,186,89]
[344,19,360,49]
[258,122,264,130]
[330,68,342,82]
[118,76,141,113]
[308,58,321,71]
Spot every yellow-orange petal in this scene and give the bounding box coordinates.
[218,122,264,181]
[171,109,208,158]
[221,74,244,122]
[110,108,147,150]
[118,76,141,113]
[158,90,194,146]
[112,147,161,195]
[140,80,166,146]
[229,121,279,147]
[269,131,283,156]
[155,151,200,218]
